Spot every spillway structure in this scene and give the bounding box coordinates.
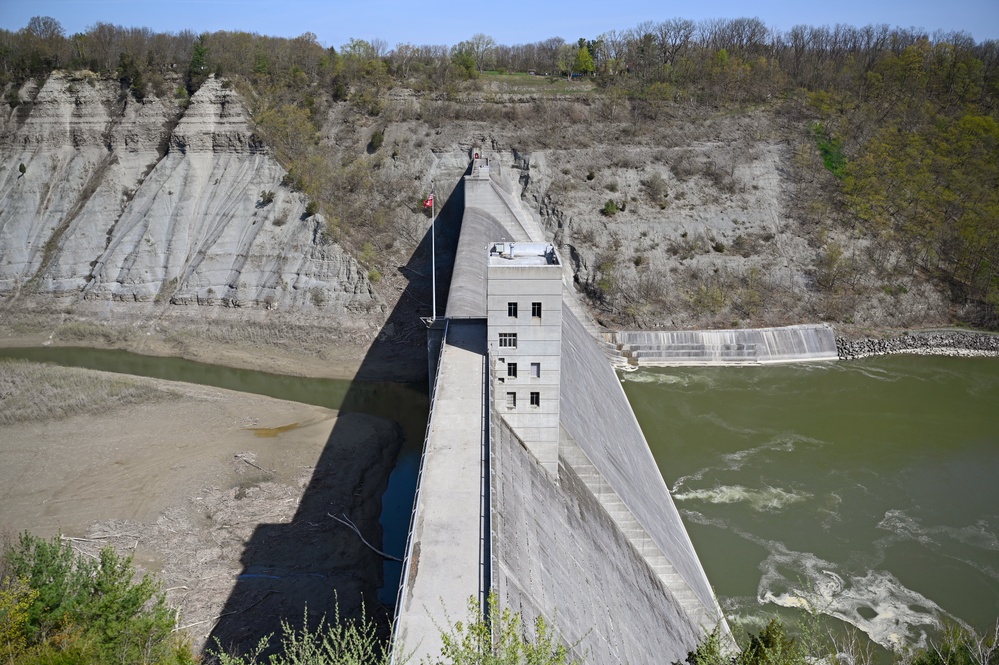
[392,153,735,664]
[607,326,838,366]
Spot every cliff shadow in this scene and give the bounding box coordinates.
[203,170,467,659]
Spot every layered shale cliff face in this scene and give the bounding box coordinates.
[0,72,376,313]
[2,71,952,339]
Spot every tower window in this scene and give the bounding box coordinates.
[530,362,541,378]
[530,392,540,407]
[506,392,517,409]
[507,362,518,378]
[508,302,518,317]
[498,333,517,348]
[532,302,542,318]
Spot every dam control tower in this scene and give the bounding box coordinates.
[487,241,562,477]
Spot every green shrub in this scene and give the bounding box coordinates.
[679,618,999,665]
[359,242,377,267]
[691,283,727,314]
[368,130,384,153]
[433,593,579,665]
[259,190,276,206]
[2,532,189,664]
[737,619,804,665]
[602,199,619,216]
[673,627,728,665]
[641,173,668,201]
[811,123,846,179]
[212,606,388,665]
[212,593,578,665]
[0,576,36,660]
[908,622,999,665]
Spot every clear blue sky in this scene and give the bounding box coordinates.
[2,0,997,47]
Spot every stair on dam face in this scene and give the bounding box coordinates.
[559,437,716,631]
[622,343,759,363]
[609,325,839,366]
[488,179,544,242]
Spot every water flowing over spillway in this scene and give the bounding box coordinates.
[623,356,999,652]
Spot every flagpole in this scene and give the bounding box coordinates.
[431,183,436,321]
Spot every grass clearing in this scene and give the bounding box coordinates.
[0,358,178,426]
[54,320,135,344]
[479,71,596,94]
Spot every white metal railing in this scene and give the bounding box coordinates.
[479,351,492,613]
[390,319,449,662]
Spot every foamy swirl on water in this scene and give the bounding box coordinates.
[673,484,811,512]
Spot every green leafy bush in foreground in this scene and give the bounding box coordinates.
[5,531,997,665]
[211,592,578,665]
[430,593,577,665]
[678,618,999,665]
[211,605,389,665]
[0,532,193,665]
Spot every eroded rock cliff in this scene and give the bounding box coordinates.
[0,72,377,314]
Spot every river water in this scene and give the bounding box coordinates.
[622,356,999,652]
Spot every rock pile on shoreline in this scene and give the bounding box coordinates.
[837,331,999,360]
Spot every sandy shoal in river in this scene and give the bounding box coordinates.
[0,376,401,653]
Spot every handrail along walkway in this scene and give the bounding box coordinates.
[390,318,449,663]
[479,350,492,619]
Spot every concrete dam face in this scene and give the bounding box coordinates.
[393,154,734,664]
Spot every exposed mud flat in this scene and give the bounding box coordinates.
[0,367,402,654]
[0,298,428,382]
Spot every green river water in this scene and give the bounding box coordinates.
[622,355,999,651]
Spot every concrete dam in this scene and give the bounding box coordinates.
[386,154,836,664]
[391,154,744,664]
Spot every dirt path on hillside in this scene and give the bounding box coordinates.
[0,377,402,655]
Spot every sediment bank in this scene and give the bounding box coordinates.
[0,361,403,653]
[836,330,999,360]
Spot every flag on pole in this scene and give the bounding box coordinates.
[423,193,434,209]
